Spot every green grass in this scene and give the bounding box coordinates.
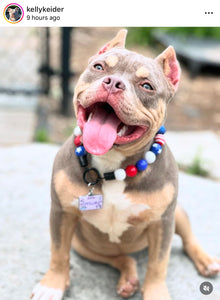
[185,154,209,177]
[34,128,50,143]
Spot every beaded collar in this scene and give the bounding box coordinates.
[73,125,166,185]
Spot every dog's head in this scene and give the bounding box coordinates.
[74,30,180,156]
[8,7,19,20]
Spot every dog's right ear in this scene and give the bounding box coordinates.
[97,29,127,54]
[88,29,127,63]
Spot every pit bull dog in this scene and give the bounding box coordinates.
[7,7,20,22]
[31,30,220,300]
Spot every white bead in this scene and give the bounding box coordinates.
[114,169,126,181]
[145,151,156,164]
[74,126,82,136]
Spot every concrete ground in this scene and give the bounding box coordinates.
[0,143,220,300]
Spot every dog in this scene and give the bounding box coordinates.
[31,30,220,300]
[7,7,20,22]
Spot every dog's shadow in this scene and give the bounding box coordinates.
[63,238,220,300]
[65,248,148,300]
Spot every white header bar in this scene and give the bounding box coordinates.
[0,0,219,27]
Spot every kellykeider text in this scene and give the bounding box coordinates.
[26,6,64,13]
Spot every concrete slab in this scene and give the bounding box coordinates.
[0,144,220,300]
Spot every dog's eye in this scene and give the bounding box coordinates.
[94,64,104,71]
[141,82,153,91]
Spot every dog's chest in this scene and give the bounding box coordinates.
[81,151,149,243]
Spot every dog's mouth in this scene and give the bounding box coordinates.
[77,102,148,155]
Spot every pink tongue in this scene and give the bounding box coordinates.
[83,106,121,155]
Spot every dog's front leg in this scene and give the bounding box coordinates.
[142,203,175,300]
[31,200,78,300]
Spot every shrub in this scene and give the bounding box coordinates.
[126,27,220,46]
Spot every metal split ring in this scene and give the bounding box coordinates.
[83,168,101,185]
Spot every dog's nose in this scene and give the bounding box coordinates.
[102,76,125,93]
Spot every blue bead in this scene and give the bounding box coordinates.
[136,159,148,171]
[150,143,162,155]
[157,125,166,134]
[75,146,86,157]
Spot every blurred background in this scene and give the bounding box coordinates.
[0,27,220,148]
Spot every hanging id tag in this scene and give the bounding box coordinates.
[79,185,103,211]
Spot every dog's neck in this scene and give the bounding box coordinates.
[90,139,154,177]
[91,149,126,176]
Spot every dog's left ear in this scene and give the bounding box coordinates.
[89,29,127,63]
[155,46,181,92]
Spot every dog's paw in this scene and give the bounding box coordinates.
[30,269,69,300]
[116,256,139,298]
[204,260,220,276]
[184,242,220,277]
[194,254,220,277]
[30,283,64,300]
[117,276,139,298]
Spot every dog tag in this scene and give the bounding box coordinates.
[79,194,103,211]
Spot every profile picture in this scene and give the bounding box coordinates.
[4,3,24,24]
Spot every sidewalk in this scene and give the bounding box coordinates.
[0,143,220,300]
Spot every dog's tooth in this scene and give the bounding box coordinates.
[118,125,127,137]
[121,126,128,136]
[87,112,93,122]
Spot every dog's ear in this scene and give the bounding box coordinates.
[97,29,127,54]
[89,29,127,63]
[155,46,181,92]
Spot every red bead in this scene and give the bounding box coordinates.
[125,165,138,177]
[74,135,82,147]
[154,134,165,146]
